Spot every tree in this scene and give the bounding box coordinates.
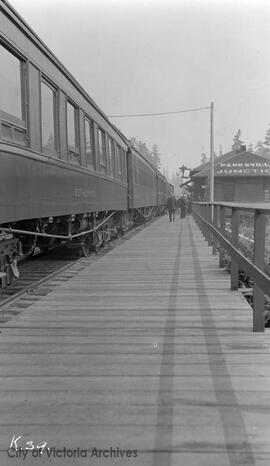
[255,140,266,157]
[130,138,162,167]
[264,124,270,148]
[169,171,181,197]
[263,124,270,158]
[232,129,244,152]
[248,143,254,153]
[130,138,151,161]
[200,153,208,164]
[151,144,161,169]
[163,167,169,178]
[139,142,151,159]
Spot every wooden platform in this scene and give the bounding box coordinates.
[0,215,269,465]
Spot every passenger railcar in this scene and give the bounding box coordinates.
[0,0,170,285]
[157,173,168,207]
[128,146,157,209]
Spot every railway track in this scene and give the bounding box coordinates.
[0,247,119,326]
[0,217,159,324]
[0,250,88,324]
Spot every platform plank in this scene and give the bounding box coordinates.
[0,215,269,466]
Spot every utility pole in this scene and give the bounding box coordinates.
[210,101,214,219]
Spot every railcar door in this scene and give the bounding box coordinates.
[126,148,134,209]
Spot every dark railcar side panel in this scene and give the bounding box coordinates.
[129,150,157,208]
[0,148,128,223]
[157,173,167,206]
[0,3,169,227]
[133,187,156,208]
[127,150,134,210]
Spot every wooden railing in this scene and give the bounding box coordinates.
[192,202,270,332]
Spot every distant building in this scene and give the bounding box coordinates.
[190,146,270,202]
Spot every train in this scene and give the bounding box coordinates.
[0,0,173,286]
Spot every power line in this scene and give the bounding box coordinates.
[108,105,211,118]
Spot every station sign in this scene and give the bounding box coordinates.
[215,161,270,176]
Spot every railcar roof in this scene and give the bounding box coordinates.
[1,0,126,144]
[1,0,167,182]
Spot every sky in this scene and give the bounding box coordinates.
[9,0,270,176]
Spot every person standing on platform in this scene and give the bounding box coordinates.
[178,195,187,219]
[186,195,192,215]
[167,192,177,222]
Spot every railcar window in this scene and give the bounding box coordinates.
[108,138,115,177]
[41,81,57,156]
[85,118,95,169]
[0,44,27,145]
[120,149,124,181]
[115,145,122,180]
[67,101,80,164]
[122,149,127,182]
[0,45,22,118]
[98,128,107,173]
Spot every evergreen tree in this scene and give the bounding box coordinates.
[232,129,244,152]
[169,171,181,197]
[130,138,151,161]
[248,143,254,153]
[139,141,151,159]
[255,140,266,157]
[130,138,162,167]
[263,124,270,148]
[200,153,208,164]
[151,144,161,169]
[263,124,270,158]
[163,167,169,178]
[129,137,137,147]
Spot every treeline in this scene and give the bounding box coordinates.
[200,125,270,164]
[233,126,270,157]
[253,122,270,157]
[130,138,161,170]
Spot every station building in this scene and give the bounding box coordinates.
[190,146,270,202]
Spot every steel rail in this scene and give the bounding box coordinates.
[0,255,86,309]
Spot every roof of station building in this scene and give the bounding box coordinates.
[191,149,270,178]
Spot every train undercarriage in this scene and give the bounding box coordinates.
[0,206,166,289]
